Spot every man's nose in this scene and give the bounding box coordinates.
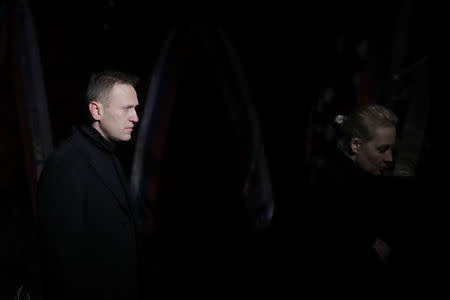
[130,108,139,122]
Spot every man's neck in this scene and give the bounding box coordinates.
[91,122,109,141]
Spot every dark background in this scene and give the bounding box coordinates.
[26,0,441,178]
[1,0,443,298]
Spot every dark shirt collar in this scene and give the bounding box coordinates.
[77,124,115,154]
[336,150,372,179]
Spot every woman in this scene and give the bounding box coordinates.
[307,104,399,299]
[331,103,398,178]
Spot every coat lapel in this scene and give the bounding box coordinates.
[112,155,136,219]
[90,158,132,217]
[72,130,132,217]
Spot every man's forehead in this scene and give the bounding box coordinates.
[108,84,137,100]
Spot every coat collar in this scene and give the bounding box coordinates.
[71,125,134,218]
[78,124,115,153]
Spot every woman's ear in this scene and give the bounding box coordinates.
[88,101,102,121]
[350,137,361,154]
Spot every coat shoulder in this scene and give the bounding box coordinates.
[41,133,89,177]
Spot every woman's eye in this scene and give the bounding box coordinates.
[377,146,390,153]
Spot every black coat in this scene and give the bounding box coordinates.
[294,149,389,299]
[38,125,141,300]
[310,148,385,267]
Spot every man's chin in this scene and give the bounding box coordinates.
[122,134,132,141]
[112,134,131,142]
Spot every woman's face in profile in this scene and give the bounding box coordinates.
[355,126,396,176]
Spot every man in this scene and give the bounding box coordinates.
[38,71,141,300]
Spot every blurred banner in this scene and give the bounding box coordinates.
[130,29,180,231]
[217,28,274,228]
[130,26,274,233]
[0,0,53,219]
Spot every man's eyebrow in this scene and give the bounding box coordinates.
[124,103,139,108]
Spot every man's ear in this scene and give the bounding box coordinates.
[350,137,361,154]
[88,101,102,121]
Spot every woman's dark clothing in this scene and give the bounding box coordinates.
[300,149,391,299]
